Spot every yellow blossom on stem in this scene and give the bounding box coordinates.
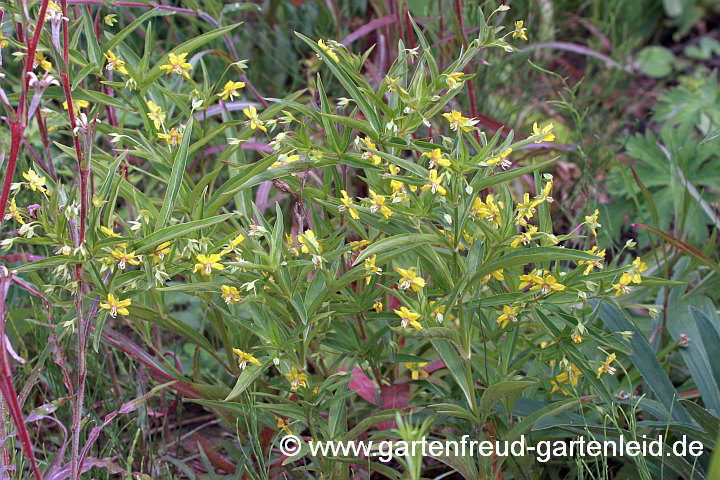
[497,305,519,328]
[243,106,267,132]
[159,52,193,79]
[298,230,322,254]
[421,169,447,196]
[23,169,47,193]
[369,190,392,219]
[364,254,382,284]
[44,1,62,21]
[472,195,503,228]
[629,257,648,284]
[0,35,8,49]
[487,148,512,169]
[276,417,292,435]
[530,273,566,294]
[220,234,245,255]
[150,242,171,262]
[584,209,601,236]
[445,72,464,89]
[194,253,223,275]
[421,148,452,168]
[429,301,452,323]
[339,190,359,219]
[232,348,261,370]
[350,240,370,251]
[405,362,429,380]
[483,269,505,284]
[394,306,423,330]
[285,366,308,390]
[157,127,184,147]
[511,225,538,248]
[551,364,582,395]
[111,249,141,270]
[63,99,89,116]
[217,80,245,100]
[4,198,25,224]
[34,51,52,72]
[373,301,383,313]
[519,269,543,290]
[396,267,426,292]
[360,137,382,165]
[512,20,528,40]
[317,39,339,62]
[515,193,537,226]
[146,100,166,129]
[577,246,606,275]
[104,14,117,26]
[612,272,632,296]
[571,332,584,344]
[100,226,120,238]
[100,293,132,318]
[532,122,555,142]
[104,50,128,75]
[221,285,242,305]
[596,353,617,378]
[442,110,478,132]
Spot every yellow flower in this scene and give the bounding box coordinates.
[159,52,193,79]
[34,51,52,71]
[512,20,528,41]
[629,257,648,284]
[373,301,383,313]
[445,72,464,89]
[612,272,632,296]
[385,76,409,96]
[217,80,245,100]
[44,1,62,21]
[104,50,128,75]
[298,230,322,254]
[111,249,141,270]
[100,293,132,318]
[350,240,370,251]
[285,366,308,390]
[194,253,224,275]
[243,106,267,132]
[396,267,426,292]
[511,225,538,248]
[100,226,120,238]
[534,179,554,204]
[146,101,166,129]
[63,99,90,116]
[317,39,339,62]
[394,306,423,330]
[232,348,261,370]
[369,190,392,219]
[483,269,505,284]
[429,301,453,323]
[540,341,557,368]
[405,362,429,380]
[551,364,582,395]
[518,269,542,290]
[472,195,503,228]
[157,127,184,147]
[22,169,47,193]
[442,110,478,132]
[360,137,382,165]
[339,190,359,219]
[221,285,242,305]
[497,305,519,328]
[571,332,584,344]
[364,254,382,284]
[487,148,512,169]
[421,169,447,196]
[596,353,617,378]
[532,122,555,143]
[530,273,566,294]
[0,35,8,49]
[4,198,25,224]
[577,246,606,275]
[276,417,292,435]
[220,234,245,255]
[421,148,452,168]
[584,209,601,236]
[515,193,537,226]
[104,14,117,26]
[150,241,171,262]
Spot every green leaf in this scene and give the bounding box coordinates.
[82,8,103,66]
[130,214,234,254]
[157,118,193,230]
[478,380,536,425]
[431,339,474,412]
[224,360,271,401]
[354,233,444,264]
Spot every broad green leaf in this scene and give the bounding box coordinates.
[130,213,234,254]
[157,118,193,230]
[224,360,271,401]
